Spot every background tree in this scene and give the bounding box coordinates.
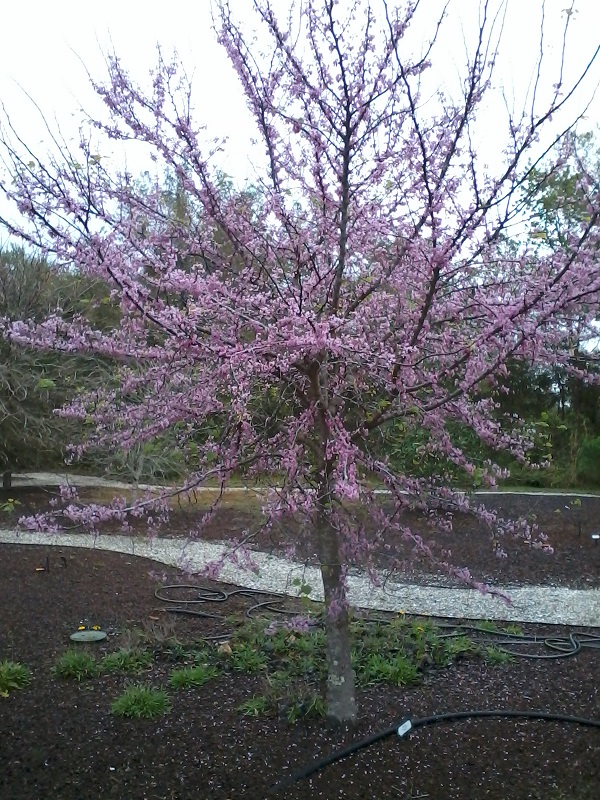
[1,0,600,723]
[525,131,600,247]
[0,245,117,473]
[499,131,600,486]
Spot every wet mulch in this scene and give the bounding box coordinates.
[0,543,599,800]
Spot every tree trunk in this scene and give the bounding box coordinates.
[316,513,357,726]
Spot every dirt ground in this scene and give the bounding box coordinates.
[1,485,599,799]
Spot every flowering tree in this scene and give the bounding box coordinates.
[1,0,599,723]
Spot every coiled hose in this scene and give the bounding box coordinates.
[154,584,600,658]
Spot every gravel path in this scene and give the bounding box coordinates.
[7,470,600,497]
[4,471,599,626]
[2,528,598,626]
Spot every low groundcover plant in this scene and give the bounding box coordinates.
[0,660,31,696]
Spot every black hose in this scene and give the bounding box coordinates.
[441,626,600,659]
[154,585,600,660]
[271,709,600,791]
[154,584,296,620]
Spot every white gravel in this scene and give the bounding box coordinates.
[1,528,598,627]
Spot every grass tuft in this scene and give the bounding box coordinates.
[110,684,171,718]
[484,646,514,665]
[237,695,271,717]
[53,649,99,681]
[168,664,219,688]
[100,648,153,674]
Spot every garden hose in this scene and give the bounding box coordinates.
[434,623,600,659]
[154,583,600,658]
[154,585,600,791]
[270,709,600,791]
[155,584,298,618]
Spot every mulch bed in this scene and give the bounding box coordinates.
[5,485,599,587]
[1,540,599,800]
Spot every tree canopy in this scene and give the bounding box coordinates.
[1,0,599,722]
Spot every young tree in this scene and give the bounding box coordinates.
[1,1,599,723]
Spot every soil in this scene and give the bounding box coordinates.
[1,486,599,800]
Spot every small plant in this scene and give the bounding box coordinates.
[289,630,324,656]
[484,646,514,665]
[0,660,31,696]
[408,621,442,662]
[117,627,144,651]
[388,612,409,633]
[504,624,523,636]
[476,620,499,633]
[140,618,179,646]
[292,654,324,679]
[168,664,219,688]
[165,643,189,662]
[191,647,213,665]
[262,628,292,656]
[0,498,20,513]
[410,619,436,637]
[53,649,99,681]
[446,636,476,658]
[111,684,171,718]
[265,669,294,695]
[229,643,268,673]
[358,652,419,687]
[291,576,313,597]
[237,695,271,717]
[100,649,153,674]
[283,689,327,723]
[290,577,322,615]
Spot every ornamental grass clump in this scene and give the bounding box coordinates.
[100,648,153,674]
[53,649,99,681]
[110,684,171,718]
[168,664,219,688]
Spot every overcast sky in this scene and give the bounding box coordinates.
[0,0,599,185]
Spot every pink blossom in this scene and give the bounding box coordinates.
[1,1,598,693]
